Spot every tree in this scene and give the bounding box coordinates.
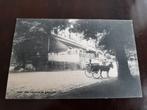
[13,19,68,70]
[71,20,134,79]
[99,20,135,79]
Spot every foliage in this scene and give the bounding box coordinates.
[70,20,135,78]
[13,19,68,70]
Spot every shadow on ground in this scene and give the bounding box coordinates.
[49,76,142,99]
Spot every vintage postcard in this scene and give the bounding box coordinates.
[6,19,142,99]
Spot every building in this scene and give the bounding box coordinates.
[47,33,96,70]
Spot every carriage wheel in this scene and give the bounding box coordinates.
[92,71,101,79]
[84,67,93,78]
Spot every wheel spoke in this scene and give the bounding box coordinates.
[92,71,101,79]
[84,70,92,78]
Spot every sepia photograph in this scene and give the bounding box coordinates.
[6,19,142,99]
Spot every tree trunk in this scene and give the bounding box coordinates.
[115,46,132,80]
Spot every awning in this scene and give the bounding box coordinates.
[49,36,69,53]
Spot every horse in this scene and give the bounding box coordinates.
[99,62,113,78]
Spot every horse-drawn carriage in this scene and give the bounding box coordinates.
[84,59,113,79]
